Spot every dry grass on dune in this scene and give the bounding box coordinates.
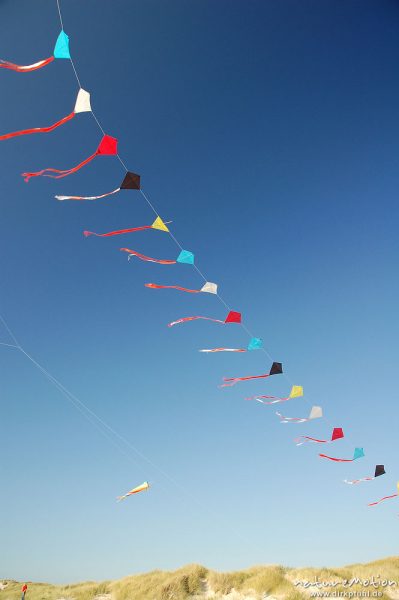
[110,564,207,600]
[1,557,398,600]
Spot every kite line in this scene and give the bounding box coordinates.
[0,312,253,546]
[0,0,395,511]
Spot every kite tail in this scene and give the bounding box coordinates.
[368,493,398,507]
[295,436,328,446]
[168,316,225,328]
[0,111,75,141]
[319,454,353,462]
[276,414,306,423]
[145,283,201,293]
[0,56,55,72]
[120,248,176,265]
[220,373,269,388]
[199,348,246,353]
[55,188,121,201]
[344,477,374,485]
[22,151,98,182]
[246,394,288,405]
[84,225,152,238]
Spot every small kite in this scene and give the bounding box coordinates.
[84,217,170,238]
[220,361,282,388]
[0,89,91,141]
[0,30,70,72]
[295,427,344,446]
[368,482,399,507]
[145,281,217,294]
[276,405,323,423]
[246,385,303,405]
[121,245,195,266]
[319,447,365,462]
[168,310,241,328]
[344,465,386,485]
[55,171,141,201]
[199,337,263,353]
[117,481,150,502]
[247,337,263,351]
[176,250,195,264]
[22,134,118,182]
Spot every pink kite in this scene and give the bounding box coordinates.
[295,427,344,446]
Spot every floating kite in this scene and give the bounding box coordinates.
[246,385,303,405]
[22,134,118,182]
[168,310,241,328]
[276,406,323,423]
[83,217,170,238]
[220,361,282,388]
[117,481,150,502]
[248,338,263,351]
[319,447,365,462]
[200,337,263,353]
[55,171,141,201]
[146,281,217,294]
[295,427,344,446]
[0,89,91,141]
[176,250,195,265]
[368,483,399,507]
[121,245,195,266]
[344,465,386,485]
[0,31,70,72]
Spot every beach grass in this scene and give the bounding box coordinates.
[1,557,398,600]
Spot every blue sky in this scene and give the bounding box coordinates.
[1,0,399,584]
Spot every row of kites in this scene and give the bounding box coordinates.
[2,30,398,509]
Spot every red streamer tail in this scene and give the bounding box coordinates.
[22,151,97,182]
[168,316,225,328]
[221,373,270,388]
[0,112,75,141]
[319,454,353,462]
[368,493,398,507]
[120,249,176,265]
[84,225,152,238]
[295,436,328,446]
[145,283,201,293]
[199,348,246,353]
[0,56,54,72]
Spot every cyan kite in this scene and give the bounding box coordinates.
[0,31,70,72]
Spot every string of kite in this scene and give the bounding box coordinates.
[0,0,396,511]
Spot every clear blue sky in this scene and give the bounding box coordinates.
[1,0,398,584]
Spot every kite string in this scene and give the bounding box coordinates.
[0,311,252,544]
[55,0,336,430]
[56,0,64,32]
[49,0,341,522]
[0,309,220,510]
[51,0,396,510]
